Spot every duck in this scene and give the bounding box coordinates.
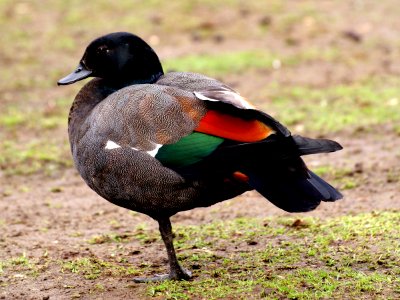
[58,32,343,282]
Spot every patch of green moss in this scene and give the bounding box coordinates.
[146,211,400,299]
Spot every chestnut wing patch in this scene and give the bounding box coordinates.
[195,110,274,142]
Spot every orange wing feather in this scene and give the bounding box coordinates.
[195,110,274,142]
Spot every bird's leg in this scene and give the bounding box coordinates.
[133,217,192,283]
[158,217,192,280]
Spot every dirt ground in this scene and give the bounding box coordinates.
[1,1,400,299]
[1,128,399,299]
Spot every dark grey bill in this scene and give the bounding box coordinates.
[57,63,92,85]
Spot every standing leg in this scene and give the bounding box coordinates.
[133,217,192,282]
[158,217,192,280]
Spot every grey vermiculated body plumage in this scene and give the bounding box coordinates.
[59,32,343,281]
[69,74,249,217]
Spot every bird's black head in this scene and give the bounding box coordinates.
[58,32,164,86]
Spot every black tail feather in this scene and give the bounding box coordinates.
[209,135,342,164]
[293,135,342,156]
[245,160,343,213]
[307,170,342,201]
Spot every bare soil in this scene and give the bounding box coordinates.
[1,126,399,300]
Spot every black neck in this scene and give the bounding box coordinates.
[106,70,164,89]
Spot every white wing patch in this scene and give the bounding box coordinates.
[106,139,161,157]
[193,91,219,102]
[105,140,121,150]
[194,90,255,109]
[146,143,162,157]
[220,91,254,109]
[131,143,162,157]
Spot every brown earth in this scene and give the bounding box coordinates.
[1,127,399,299]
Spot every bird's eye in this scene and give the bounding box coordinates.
[97,45,110,54]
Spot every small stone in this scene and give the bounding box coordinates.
[354,162,363,173]
[247,240,258,246]
[212,34,224,43]
[259,15,272,26]
[291,219,306,227]
[191,264,201,270]
[342,30,362,43]
[50,187,63,193]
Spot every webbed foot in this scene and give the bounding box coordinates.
[133,268,192,283]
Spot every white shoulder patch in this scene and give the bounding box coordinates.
[194,90,255,109]
[220,91,255,109]
[105,140,121,150]
[193,91,219,102]
[130,143,162,157]
[147,143,162,157]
